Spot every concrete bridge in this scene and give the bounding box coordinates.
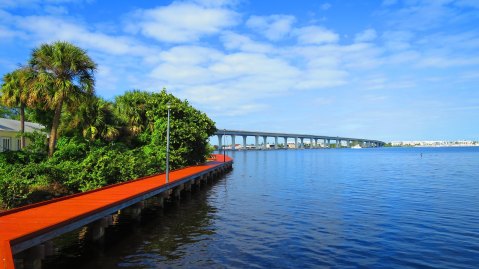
[214,129,385,150]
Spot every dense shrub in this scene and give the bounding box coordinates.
[0,89,216,209]
[0,165,30,209]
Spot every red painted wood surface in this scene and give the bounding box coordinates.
[0,154,232,269]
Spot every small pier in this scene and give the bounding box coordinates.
[0,154,233,269]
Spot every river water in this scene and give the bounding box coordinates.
[44,147,479,268]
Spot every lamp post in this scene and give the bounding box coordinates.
[166,103,171,183]
[223,129,226,162]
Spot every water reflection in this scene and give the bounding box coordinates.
[43,148,479,268]
[43,181,221,269]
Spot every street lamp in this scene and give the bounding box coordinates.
[166,103,171,183]
[223,129,226,162]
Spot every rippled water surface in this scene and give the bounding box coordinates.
[45,147,479,268]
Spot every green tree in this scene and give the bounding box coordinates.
[114,90,151,136]
[62,96,120,142]
[115,89,217,167]
[30,41,97,157]
[0,68,36,149]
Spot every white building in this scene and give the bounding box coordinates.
[0,118,45,152]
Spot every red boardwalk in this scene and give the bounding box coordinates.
[0,154,232,269]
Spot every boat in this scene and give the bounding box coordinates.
[351,144,362,149]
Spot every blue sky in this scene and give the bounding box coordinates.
[1,0,478,142]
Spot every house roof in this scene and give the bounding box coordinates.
[0,118,45,133]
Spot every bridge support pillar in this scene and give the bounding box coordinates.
[231,135,236,150]
[337,140,341,149]
[255,135,259,149]
[124,202,144,221]
[174,184,185,200]
[347,140,351,147]
[194,177,202,189]
[217,134,223,152]
[87,216,112,241]
[295,137,298,149]
[263,136,267,149]
[274,136,278,149]
[243,135,247,150]
[284,137,288,149]
[300,138,304,149]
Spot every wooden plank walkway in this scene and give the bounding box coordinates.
[0,154,232,269]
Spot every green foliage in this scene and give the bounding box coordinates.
[0,132,48,166]
[30,41,97,157]
[0,43,216,210]
[23,131,48,160]
[73,147,158,191]
[115,89,216,167]
[0,165,30,209]
[60,97,120,142]
[24,108,54,131]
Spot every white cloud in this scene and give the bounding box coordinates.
[0,25,23,39]
[382,30,414,51]
[128,2,239,43]
[12,15,157,57]
[191,0,238,7]
[208,52,300,78]
[380,0,470,31]
[221,32,275,53]
[416,56,479,68]
[290,43,382,70]
[246,15,296,41]
[354,28,377,43]
[385,50,420,65]
[43,5,68,15]
[296,69,347,90]
[1,0,478,136]
[158,45,223,65]
[293,26,339,45]
[312,97,334,105]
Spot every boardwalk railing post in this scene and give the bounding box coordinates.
[166,103,171,183]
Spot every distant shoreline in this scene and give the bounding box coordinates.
[391,145,479,148]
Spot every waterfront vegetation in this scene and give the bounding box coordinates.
[0,41,216,210]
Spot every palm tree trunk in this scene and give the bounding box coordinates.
[20,103,25,149]
[48,98,63,157]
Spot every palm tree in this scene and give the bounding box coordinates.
[114,90,151,135]
[0,68,35,149]
[62,96,120,142]
[30,41,97,157]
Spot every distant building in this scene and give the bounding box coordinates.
[287,142,297,149]
[390,140,478,147]
[0,118,45,152]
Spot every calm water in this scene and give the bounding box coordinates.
[44,147,479,268]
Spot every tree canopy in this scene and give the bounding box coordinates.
[1,67,36,148]
[30,41,97,156]
[0,41,217,210]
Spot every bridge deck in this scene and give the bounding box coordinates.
[0,154,232,269]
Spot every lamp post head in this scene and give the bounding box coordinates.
[167,102,171,109]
